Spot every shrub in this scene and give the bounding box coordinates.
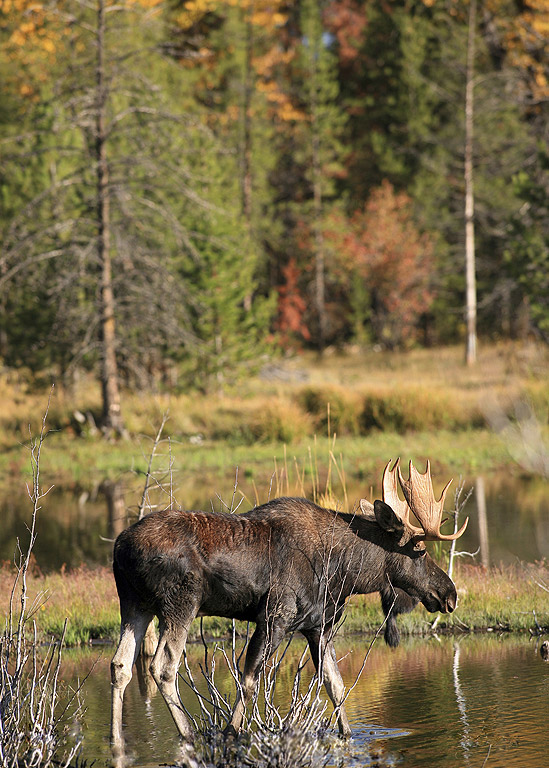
[296,386,362,436]
[522,382,549,423]
[251,399,314,444]
[359,388,483,433]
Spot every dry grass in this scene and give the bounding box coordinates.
[2,342,547,451]
[0,563,120,646]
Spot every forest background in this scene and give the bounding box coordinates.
[1,0,549,655]
[0,0,548,441]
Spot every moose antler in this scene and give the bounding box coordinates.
[383,458,468,541]
[382,458,423,536]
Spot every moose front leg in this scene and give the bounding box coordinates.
[305,630,351,738]
[225,620,287,736]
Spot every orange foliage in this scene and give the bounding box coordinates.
[2,0,166,97]
[331,181,435,346]
[324,0,368,66]
[497,0,549,102]
[420,0,549,102]
[173,0,305,123]
[275,257,311,346]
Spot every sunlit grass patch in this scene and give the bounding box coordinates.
[2,560,547,645]
[448,562,549,633]
[0,342,547,488]
[0,563,121,645]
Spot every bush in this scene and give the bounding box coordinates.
[523,382,549,423]
[359,388,483,433]
[250,399,314,444]
[296,386,362,436]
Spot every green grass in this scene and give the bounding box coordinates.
[2,561,547,646]
[5,428,513,487]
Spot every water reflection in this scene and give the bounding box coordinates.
[1,471,548,570]
[452,643,472,764]
[101,480,128,540]
[57,634,549,768]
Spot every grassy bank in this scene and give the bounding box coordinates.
[2,561,547,646]
[1,342,548,486]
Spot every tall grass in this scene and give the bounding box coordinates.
[2,342,547,449]
[1,343,547,492]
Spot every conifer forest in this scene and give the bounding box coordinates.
[1,1,547,429]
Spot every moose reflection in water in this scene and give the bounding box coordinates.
[110,459,468,756]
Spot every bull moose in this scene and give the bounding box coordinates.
[110,458,467,746]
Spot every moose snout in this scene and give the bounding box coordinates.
[425,588,457,614]
[444,592,457,613]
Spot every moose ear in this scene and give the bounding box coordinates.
[359,498,375,518]
[374,499,405,535]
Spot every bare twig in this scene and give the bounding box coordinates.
[138,411,169,519]
[1,391,83,768]
[432,480,473,630]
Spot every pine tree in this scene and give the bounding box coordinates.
[505,150,549,341]
[179,157,274,393]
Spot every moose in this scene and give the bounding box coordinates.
[110,458,467,747]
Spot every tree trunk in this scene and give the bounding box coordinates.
[241,4,254,313]
[241,4,253,227]
[464,0,477,366]
[476,476,489,568]
[312,150,326,355]
[96,0,126,438]
[310,38,327,355]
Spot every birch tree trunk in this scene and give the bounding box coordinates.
[464,0,477,366]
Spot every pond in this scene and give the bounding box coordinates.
[62,633,548,767]
[1,470,548,570]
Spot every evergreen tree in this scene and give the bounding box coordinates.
[181,194,274,393]
[0,0,273,421]
[397,0,536,343]
[505,149,549,341]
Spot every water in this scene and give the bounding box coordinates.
[3,465,548,764]
[61,633,549,767]
[1,471,548,569]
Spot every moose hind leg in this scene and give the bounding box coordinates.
[150,622,194,742]
[110,610,154,750]
[305,631,351,738]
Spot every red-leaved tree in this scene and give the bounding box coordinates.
[331,180,435,347]
[275,257,311,348]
